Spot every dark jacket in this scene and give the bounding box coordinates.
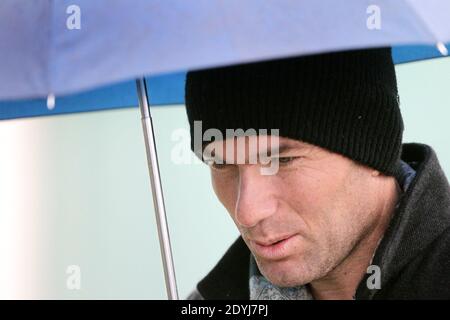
[188,143,450,299]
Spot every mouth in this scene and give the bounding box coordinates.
[250,234,298,260]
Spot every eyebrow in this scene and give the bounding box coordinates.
[266,143,299,156]
[205,141,304,163]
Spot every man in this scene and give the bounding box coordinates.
[184,48,450,299]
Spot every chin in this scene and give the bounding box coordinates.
[256,257,314,288]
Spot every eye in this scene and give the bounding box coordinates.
[275,156,302,166]
[279,157,292,163]
[278,156,296,164]
[205,159,232,170]
[211,162,230,170]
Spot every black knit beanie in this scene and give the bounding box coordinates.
[184,47,404,176]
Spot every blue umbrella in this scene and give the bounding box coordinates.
[0,0,449,299]
[1,44,449,121]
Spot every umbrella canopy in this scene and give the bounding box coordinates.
[0,0,449,101]
[0,45,449,121]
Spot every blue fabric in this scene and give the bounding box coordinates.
[0,73,186,120]
[398,160,417,192]
[1,51,449,121]
[0,0,449,102]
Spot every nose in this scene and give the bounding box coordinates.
[235,165,278,228]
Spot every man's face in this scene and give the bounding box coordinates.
[205,135,383,287]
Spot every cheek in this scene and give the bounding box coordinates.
[284,169,351,234]
[284,171,334,212]
[290,171,371,252]
[210,172,239,214]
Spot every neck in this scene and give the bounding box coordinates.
[309,178,401,300]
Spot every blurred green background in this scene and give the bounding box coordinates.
[0,57,449,299]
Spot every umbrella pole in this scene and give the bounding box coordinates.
[136,78,179,300]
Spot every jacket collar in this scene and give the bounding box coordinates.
[356,143,450,298]
[197,234,250,299]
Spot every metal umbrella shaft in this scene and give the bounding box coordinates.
[136,78,179,300]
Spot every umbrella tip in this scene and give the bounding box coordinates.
[436,42,448,56]
[47,93,56,110]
